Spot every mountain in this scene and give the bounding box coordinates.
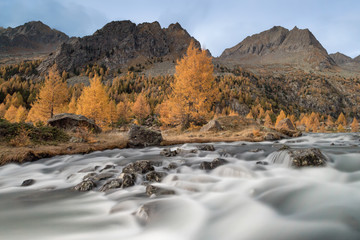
[38,21,201,73]
[354,55,360,63]
[0,21,68,63]
[329,52,360,73]
[218,26,335,71]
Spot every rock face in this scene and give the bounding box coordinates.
[47,113,102,134]
[38,21,201,73]
[329,52,354,65]
[200,120,222,132]
[218,26,335,70]
[0,21,68,58]
[329,52,360,73]
[127,125,163,147]
[200,158,228,170]
[288,148,327,167]
[275,118,301,137]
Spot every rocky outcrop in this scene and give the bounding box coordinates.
[288,148,327,167]
[275,118,301,137]
[329,52,354,65]
[200,120,222,132]
[0,21,68,56]
[200,158,228,170]
[122,160,155,174]
[127,125,163,147]
[47,113,102,134]
[38,20,201,73]
[218,26,335,70]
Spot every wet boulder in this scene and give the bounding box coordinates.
[196,144,215,151]
[119,173,136,188]
[200,158,229,170]
[122,160,155,174]
[100,179,122,192]
[21,179,35,187]
[200,120,222,132]
[47,113,102,133]
[146,185,175,197]
[127,125,163,147]
[160,148,177,157]
[73,180,96,192]
[289,148,327,167]
[145,171,167,182]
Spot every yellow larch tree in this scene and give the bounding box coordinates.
[4,105,18,123]
[337,124,345,132]
[264,113,273,127]
[76,76,111,127]
[67,95,77,114]
[351,117,359,132]
[275,110,286,128]
[27,69,69,123]
[15,106,28,122]
[336,112,347,126]
[116,100,131,124]
[159,41,218,128]
[246,111,254,119]
[132,92,150,124]
[326,115,334,127]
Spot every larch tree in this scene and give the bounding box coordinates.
[132,93,150,124]
[246,111,254,119]
[67,95,77,114]
[351,117,359,132]
[0,103,6,118]
[275,110,286,128]
[159,41,218,128]
[336,112,347,126]
[28,69,69,122]
[76,76,111,127]
[264,113,273,127]
[15,106,28,122]
[4,105,17,123]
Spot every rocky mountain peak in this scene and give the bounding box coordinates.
[38,20,201,73]
[329,52,353,65]
[218,26,334,70]
[354,55,360,63]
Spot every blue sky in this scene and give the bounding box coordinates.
[0,0,359,57]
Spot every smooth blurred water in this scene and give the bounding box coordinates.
[1,133,360,240]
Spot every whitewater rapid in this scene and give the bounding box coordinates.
[1,133,360,240]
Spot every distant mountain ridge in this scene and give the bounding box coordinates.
[218,26,336,70]
[38,20,201,73]
[0,21,68,53]
[329,52,360,73]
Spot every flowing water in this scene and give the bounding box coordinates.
[1,133,360,240]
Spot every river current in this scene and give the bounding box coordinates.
[1,133,360,240]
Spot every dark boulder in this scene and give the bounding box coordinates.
[127,125,163,147]
[100,179,122,192]
[196,144,215,151]
[275,118,301,137]
[121,173,136,188]
[73,180,96,192]
[146,185,175,197]
[288,148,327,167]
[122,160,155,174]
[160,148,177,157]
[145,171,167,182]
[47,113,102,133]
[200,158,228,170]
[21,179,35,187]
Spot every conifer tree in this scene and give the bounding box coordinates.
[351,117,359,132]
[116,100,130,124]
[4,105,17,123]
[68,95,77,114]
[132,93,150,124]
[159,41,218,128]
[275,110,286,128]
[15,106,27,122]
[336,112,347,126]
[337,124,345,133]
[28,69,69,122]
[0,103,6,118]
[246,111,254,119]
[76,76,111,127]
[264,113,273,127]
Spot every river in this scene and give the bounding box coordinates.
[1,133,360,240]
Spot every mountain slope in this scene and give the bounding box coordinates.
[38,21,201,73]
[0,21,68,62]
[218,26,335,70]
[329,52,360,73]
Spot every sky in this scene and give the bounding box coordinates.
[0,0,359,57]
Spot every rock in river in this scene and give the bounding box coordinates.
[127,125,163,147]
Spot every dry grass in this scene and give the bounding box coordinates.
[0,132,128,166]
